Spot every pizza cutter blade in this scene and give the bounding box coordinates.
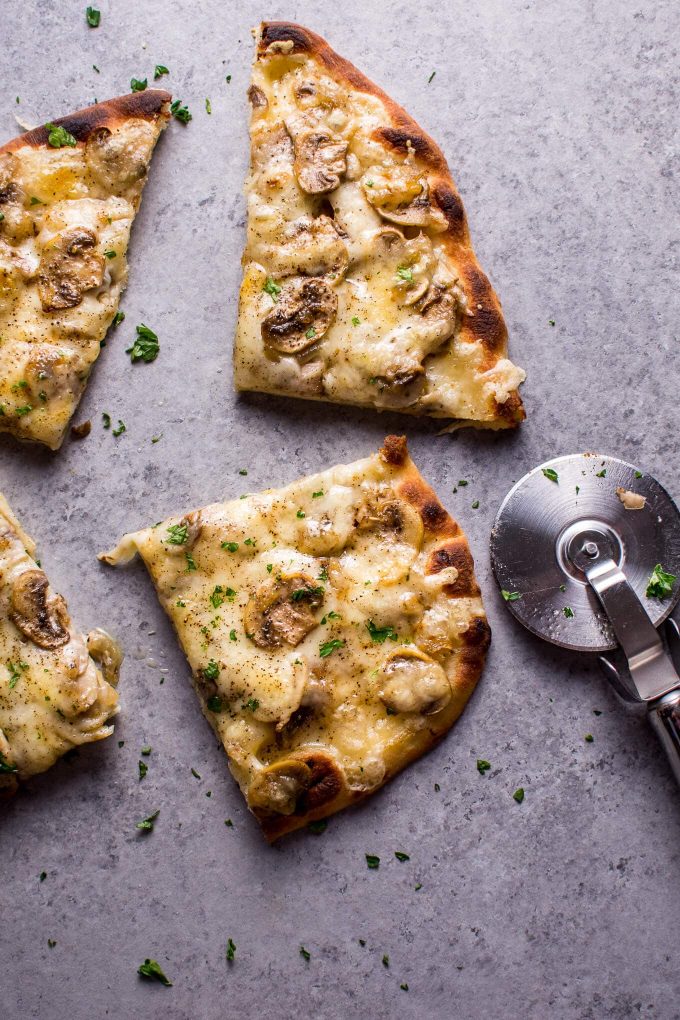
[490,453,680,785]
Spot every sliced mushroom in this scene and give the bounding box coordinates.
[87,628,123,687]
[0,153,34,242]
[378,646,451,715]
[85,125,151,191]
[287,120,348,194]
[24,348,77,403]
[37,227,104,311]
[262,277,337,355]
[363,167,446,230]
[247,84,268,110]
[357,498,425,548]
[247,758,312,816]
[244,573,324,649]
[261,215,348,280]
[9,569,70,649]
[373,364,427,408]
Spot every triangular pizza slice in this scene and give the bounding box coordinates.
[234,22,525,429]
[0,494,121,794]
[0,90,170,449]
[101,436,490,840]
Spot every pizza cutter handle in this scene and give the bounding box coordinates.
[648,689,680,787]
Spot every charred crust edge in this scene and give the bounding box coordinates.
[427,539,481,597]
[0,90,172,153]
[259,22,312,54]
[379,434,408,466]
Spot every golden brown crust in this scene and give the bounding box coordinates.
[258,22,524,424]
[0,90,172,154]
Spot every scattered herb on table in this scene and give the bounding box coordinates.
[513,787,525,803]
[136,809,160,832]
[138,959,172,986]
[542,468,559,483]
[477,759,491,774]
[365,854,380,870]
[646,563,676,600]
[127,323,159,363]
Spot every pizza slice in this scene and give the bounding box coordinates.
[234,22,525,429]
[101,436,490,840]
[0,494,121,794]
[0,89,170,450]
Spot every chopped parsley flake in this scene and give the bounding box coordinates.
[112,310,125,327]
[300,946,311,961]
[203,659,220,681]
[296,509,306,519]
[366,620,397,643]
[40,871,47,882]
[48,939,56,948]
[104,249,116,259]
[112,419,126,437]
[471,500,480,509]
[291,585,324,602]
[542,468,559,483]
[207,695,224,712]
[563,606,574,618]
[191,767,201,779]
[170,99,192,124]
[400,983,409,991]
[548,318,556,326]
[7,660,28,689]
[351,316,361,326]
[635,470,643,479]
[428,70,436,83]
[394,851,410,862]
[127,323,159,363]
[222,541,239,552]
[85,6,100,27]
[154,65,169,79]
[229,629,237,641]
[16,405,32,417]
[205,98,212,114]
[396,265,414,283]
[138,760,148,780]
[595,469,606,478]
[501,590,521,601]
[45,122,77,148]
[141,746,152,756]
[476,759,491,774]
[365,854,380,870]
[305,327,316,339]
[224,818,233,827]
[382,954,389,968]
[585,733,594,743]
[138,959,172,986]
[319,638,345,658]
[646,563,676,600]
[242,697,260,712]
[312,490,323,498]
[102,412,111,429]
[513,787,525,803]
[226,938,236,962]
[166,523,188,545]
[263,277,281,299]
[136,809,160,832]
[185,551,197,571]
[130,78,148,93]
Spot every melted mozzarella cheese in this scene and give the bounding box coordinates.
[0,494,120,787]
[234,36,525,426]
[101,447,487,823]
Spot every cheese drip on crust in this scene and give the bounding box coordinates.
[234,21,525,428]
[101,436,490,840]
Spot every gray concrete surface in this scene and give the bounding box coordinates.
[2,1,679,1018]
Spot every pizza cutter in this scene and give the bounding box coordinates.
[490,454,680,784]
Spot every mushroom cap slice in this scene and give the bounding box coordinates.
[288,123,348,194]
[85,123,153,192]
[247,758,312,816]
[37,227,104,312]
[86,628,123,687]
[9,569,70,649]
[362,168,447,230]
[244,573,324,649]
[357,498,425,550]
[262,277,338,354]
[378,646,452,715]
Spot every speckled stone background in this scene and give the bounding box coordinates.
[2,2,679,1018]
